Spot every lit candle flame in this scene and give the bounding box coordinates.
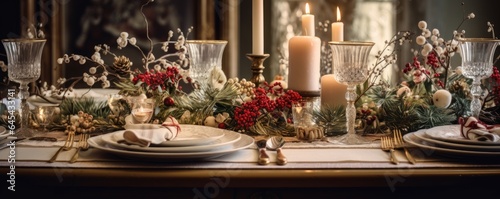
[305,3,310,14]
[336,6,341,21]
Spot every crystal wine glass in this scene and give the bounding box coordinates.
[185,40,227,84]
[2,38,46,138]
[328,41,374,144]
[457,38,500,118]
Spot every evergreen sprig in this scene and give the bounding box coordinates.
[313,105,346,135]
[156,82,239,124]
[59,98,110,119]
[380,97,419,132]
[412,105,456,131]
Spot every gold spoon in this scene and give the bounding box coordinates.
[266,136,287,165]
[256,140,270,165]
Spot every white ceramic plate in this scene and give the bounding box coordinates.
[101,130,241,152]
[413,130,500,152]
[404,130,500,157]
[424,125,500,146]
[88,133,254,161]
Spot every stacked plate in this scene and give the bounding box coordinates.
[403,125,500,157]
[88,125,254,161]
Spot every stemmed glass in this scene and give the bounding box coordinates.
[328,41,375,144]
[457,38,500,118]
[2,38,46,138]
[185,40,227,85]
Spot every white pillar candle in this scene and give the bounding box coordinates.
[301,3,315,36]
[288,36,321,92]
[288,3,320,92]
[331,7,344,41]
[320,74,347,107]
[252,0,264,54]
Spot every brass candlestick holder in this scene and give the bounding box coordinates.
[246,53,270,87]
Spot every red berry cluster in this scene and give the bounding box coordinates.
[357,108,377,125]
[427,52,445,88]
[132,66,182,91]
[403,54,446,88]
[490,67,500,105]
[403,56,423,73]
[426,51,440,69]
[233,82,302,130]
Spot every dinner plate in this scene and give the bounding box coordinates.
[413,130,500,152]
[404,130,500,157]
[424,125,500,146]
[88,133,254,161]
[101,129,241,152]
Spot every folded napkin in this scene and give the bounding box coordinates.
[123,116,181,147]
[459,117,500,142]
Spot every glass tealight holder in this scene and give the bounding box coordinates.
[292,101,324,141]
[130,98,155,124]
[33,106,55,132]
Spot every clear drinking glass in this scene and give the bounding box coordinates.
[457,38,500,118]
[328,41,374,144]
[2,38,46,138]
[130,98,155,124]
[292,101,315,129]
[185,40,227,84]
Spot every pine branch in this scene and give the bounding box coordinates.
[313,105,346,135]
[413,105,456,131]
[59,98,110,119]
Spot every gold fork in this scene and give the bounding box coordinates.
[381,136,399,164]
[70,133,90,163]
[48,131,75,163]
[393,129,416,164]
